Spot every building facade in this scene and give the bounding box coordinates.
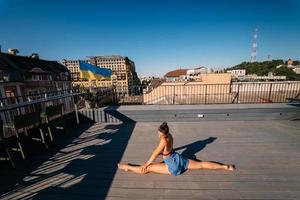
[164,69,188,82]
[0,49,73,124]
[165,67,211,82]
[187,67,211,80]
[0,50,71,100]
[61,59,81,81]
[227,69,246,77]
[293,66,300,74]
[89,55,139,88]
[62,55,139,90]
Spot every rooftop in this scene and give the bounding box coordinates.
[164,69,188,77]
[0,104,300,199]
[0,52,69,82]
[89,55,125,59]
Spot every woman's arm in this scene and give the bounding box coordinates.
[143,139,166,166]
[173,144,187,151]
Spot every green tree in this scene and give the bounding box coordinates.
[226,60,300,80]
[273,67,299,80]
[82,92,97,108]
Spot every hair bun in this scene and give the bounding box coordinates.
[159,122,169,135]
[162,121,167,126]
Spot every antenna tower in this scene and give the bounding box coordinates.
[251,27,258,62]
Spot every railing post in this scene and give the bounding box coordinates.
[268,83,273,102]
[73,96,80,124]
[104,111,108,123]
[236,83,240,103]
[172,85,175,105]
[92,109,95,122]
[141,85,144,105]
[76,106,80,124]
[205,84,207,104]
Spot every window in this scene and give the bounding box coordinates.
[32,75,42,80]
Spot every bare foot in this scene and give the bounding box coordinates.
[226,164,236,171]
[118,163,129,171]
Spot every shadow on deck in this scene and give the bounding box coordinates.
[0,106,136,200]
[1,105,300,199]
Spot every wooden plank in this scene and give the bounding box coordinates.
[0,120,300,199]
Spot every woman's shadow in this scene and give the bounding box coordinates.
[174,137,217,161]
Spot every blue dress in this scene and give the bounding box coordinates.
[164,152,189,176]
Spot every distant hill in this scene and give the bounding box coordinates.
[226,60,300,80]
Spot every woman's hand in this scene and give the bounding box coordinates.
[141,163,150,173]
[141,139,166,173]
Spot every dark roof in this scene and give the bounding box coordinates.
[0,53,69,82]
[29,67,47,74]
[164,69,188,77]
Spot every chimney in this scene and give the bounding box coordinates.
[31,53,39,59]
[8,48,19,55]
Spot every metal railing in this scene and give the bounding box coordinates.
[100,82,300,105]
[0,89,80,108]
[2,81,299,125]
[0,89,81,126]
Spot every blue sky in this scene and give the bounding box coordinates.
[0,0,300,76]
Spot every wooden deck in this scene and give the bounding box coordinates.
[1,120,300,199]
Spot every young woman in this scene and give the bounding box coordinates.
[118,122,235,176]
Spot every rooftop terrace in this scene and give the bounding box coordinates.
[0,104,300,199]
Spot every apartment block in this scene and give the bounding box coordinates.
[89,55,139,88]
[0,49,72,121]
[61,59,81,81]
[62,55,139,90]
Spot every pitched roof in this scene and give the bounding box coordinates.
[29,67,47,74]
[164,69,188,77]
[0,53,69,82]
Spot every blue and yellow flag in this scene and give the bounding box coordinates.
[79,61,112,80]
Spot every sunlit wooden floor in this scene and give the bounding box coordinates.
[1,120,300,199]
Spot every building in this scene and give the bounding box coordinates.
[139,75,159,85]
[143,73,232,104]
[165,66,212,82]
[293,66,300,74]
[276,59,300,75]
[286,58,300,74]
[61,59,82,81]
[287,58,293,66]
[61,59,112,88]
[0,49,71,100]
[89,55,139,88]
[187,67,210,75]
[236,74,286,81]
[164,69,188,82]
[227,69,246,77]
[198,73,231,84]
[187,67,210,80]
[62,55,139,90]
